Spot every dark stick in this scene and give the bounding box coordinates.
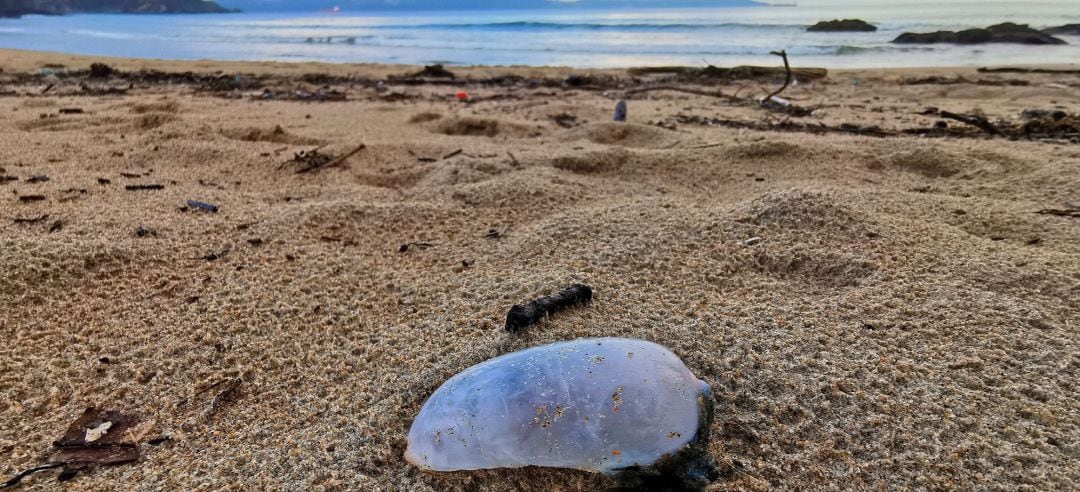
[1,463,65,489]
[938,111,1007,137]
[625,85,743,103]
[764,50,792,104]
[505,284,593,332]
[125,184,165,191]
[186,200,219,213]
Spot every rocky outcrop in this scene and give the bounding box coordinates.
[807,19,877,32]
[1042,24,1080,35]
[0,0,236,17]
[893,23,1067,45]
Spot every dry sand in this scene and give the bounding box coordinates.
[0,49,1077,490]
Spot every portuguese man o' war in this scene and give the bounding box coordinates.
[405,338,717,488]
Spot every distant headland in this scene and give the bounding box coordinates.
[0,0,237,18]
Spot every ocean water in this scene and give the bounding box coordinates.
[0,3,1078,68]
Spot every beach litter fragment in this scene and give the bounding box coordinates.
[398,242,435,253]
[26,175,49,183]
[125,184,164,191]
[505,284,593,332]
[1,408,141,488]
[406,338,717,490]
[614,100,627,122]
[186,199,219,213]
[1035,208,1080,218]
[13,214,49,225]
[18,195,46,202]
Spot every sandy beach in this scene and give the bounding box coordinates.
[0,48,1077,490]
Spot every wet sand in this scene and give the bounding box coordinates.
[0,48,1077,490]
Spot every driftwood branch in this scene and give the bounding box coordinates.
[939,111,1007,137]
[764,50,792,103]
[625,85,743,103]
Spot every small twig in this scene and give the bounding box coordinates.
[297,143,366,174]
[442,149,463,160]
[125,184,165,191]
[398,242,434,253]
[1,464,65,489]
[1035,208,1080,218]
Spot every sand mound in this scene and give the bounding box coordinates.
[129,100,180,114]
[408,112,443,124]
[750,247,878,287]
[880,147,965,178]
[550,148,633,174]
[730,140,806,159]
[744,189,869,233]
[221,125,321,145]
[133,113,176,131]
[433,116,531,138]
[566,122,678,148]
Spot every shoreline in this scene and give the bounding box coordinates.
[4,47,1080,79]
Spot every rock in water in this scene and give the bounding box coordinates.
[406,338,716,487]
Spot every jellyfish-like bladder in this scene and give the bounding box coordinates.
[405,338,718,490]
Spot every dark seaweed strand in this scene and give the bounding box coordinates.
[610,385,719,491]
[504,284,593,332]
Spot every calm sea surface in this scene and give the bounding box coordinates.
[1,2,1078,68]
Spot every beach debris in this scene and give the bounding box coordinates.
[48,220,62,233]
[125,184,164,191]
[194,378,243,418]
[406,338,717,490]
[186,199,219,213]
[284,144,365,174]
[762,50,792,104]
[552,113,578,128]
[614,100,628,122]
[1,175,17,183]
[26,175,49,183]
[13,214,49,225]
[936,111,1006,137]
[484,228,504,239]
[398,242,434,253]
[119,172,142,179]
[0,408,146,485]
[58,108,84,115]
[19,195,46,203]
[194,248,230,262]
[442,149,463,160]
[505,284,593,332]
[743,237,763,246]
[978,67,1080,75]
[1,464,66,488]
[1036,208,1080,218]
[135,225,156,238]
[413,64,456,79]
[455,91,470,102]
[88,63,114,79]
[1021,109,1067,120]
